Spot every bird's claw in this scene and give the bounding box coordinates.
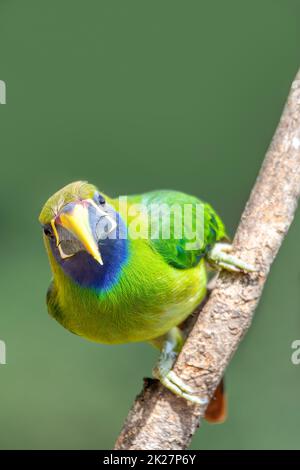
[153,368,208,406]
[207,243,255,273]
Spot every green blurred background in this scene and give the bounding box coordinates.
[0,0,300,450]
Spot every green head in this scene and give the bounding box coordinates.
[39,181,128,290]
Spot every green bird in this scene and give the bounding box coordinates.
[39,181,253,407]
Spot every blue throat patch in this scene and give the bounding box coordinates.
[53,213,129,292]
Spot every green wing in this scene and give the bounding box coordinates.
[140,190,227,269]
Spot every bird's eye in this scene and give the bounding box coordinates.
[43,226,54,239]
[97,194,106,205]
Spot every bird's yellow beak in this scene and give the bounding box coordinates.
[51,202,103,265]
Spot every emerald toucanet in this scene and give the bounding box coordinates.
[39,181,253,412]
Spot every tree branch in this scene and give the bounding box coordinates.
[114,69,300,450]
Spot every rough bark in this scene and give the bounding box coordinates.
[115,69,300,450]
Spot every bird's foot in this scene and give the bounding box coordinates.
[152,327,208,406]
[153,367,208,405]
[206,243,255,273]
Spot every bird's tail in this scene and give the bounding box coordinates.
[204,378,227,424]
